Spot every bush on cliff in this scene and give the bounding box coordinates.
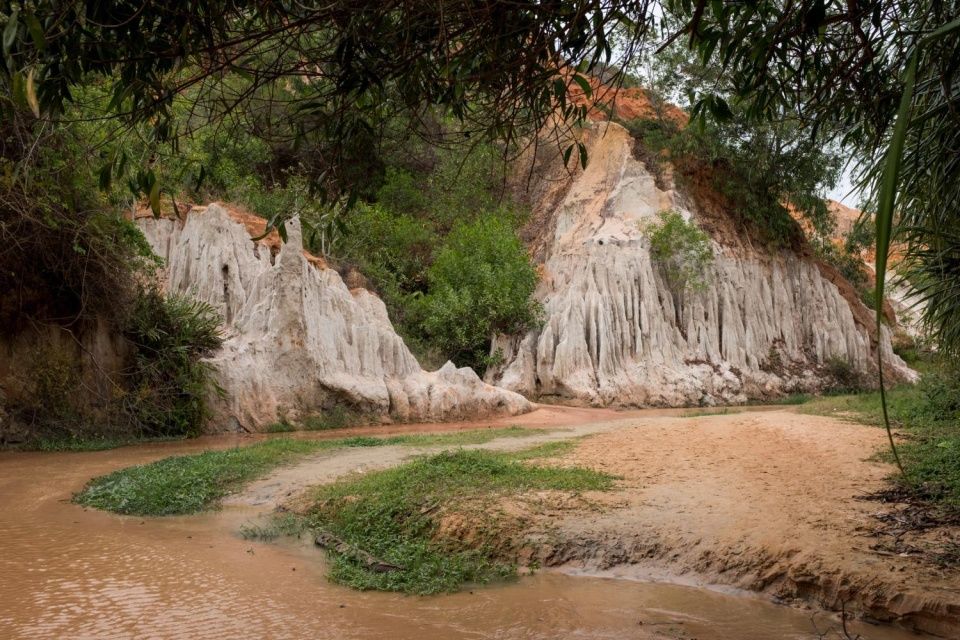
[644,209,714,293]
[414,216,542,373]
[122,289,225,438]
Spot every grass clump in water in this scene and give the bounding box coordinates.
[299,447,614,595]
[239,513,305,541]
[73,427,548,516]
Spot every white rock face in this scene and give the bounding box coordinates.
[487,122,915,406]
[139,205,531,430]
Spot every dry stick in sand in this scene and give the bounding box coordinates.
[314,530,404,573]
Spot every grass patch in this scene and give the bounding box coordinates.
[73,426,548,516]
[682,407,745,417]
[302,406,367,431]
[76,438,337,516]
[508,439,578,460]
[28,434,184,452]
[367,425,551,447]
[770,393,812,405]
[264,420,296,434]
[799,388,905,426]
[298,448,614,595]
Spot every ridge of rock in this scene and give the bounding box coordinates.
[138,204,531,430]
[488,122,915,406]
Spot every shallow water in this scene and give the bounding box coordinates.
[0,426,930,640]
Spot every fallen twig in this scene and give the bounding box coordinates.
[314,530,404,573]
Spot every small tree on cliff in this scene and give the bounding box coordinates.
[644,209,714,294]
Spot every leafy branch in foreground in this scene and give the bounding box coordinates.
[1,1,657,219]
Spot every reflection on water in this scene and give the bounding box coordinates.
[0,439,927,640]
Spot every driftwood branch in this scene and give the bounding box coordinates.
[314,530,404,573]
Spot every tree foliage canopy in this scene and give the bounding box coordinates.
[3,0,960,383]
[1,0,654,202]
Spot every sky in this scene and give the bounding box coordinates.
[827,166,862,207]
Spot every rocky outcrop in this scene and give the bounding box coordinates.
[487,122,914,406]
[139,204,531,430]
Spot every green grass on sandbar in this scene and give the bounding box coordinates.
[296,447,614,595]
[73,426,548,516]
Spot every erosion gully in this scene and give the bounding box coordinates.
[0,406,927,640]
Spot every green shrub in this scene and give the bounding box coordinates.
[14,344,85,430]
[336,202,436,302]
[121,289,225,437]
[376,167,428,216]
[644,209,714,292]
[265,420,296,433]
[915,364,960,423]
[824,356,866,394]
[416,216,542,373]
[301,405,366,431]
[621,106,840,248]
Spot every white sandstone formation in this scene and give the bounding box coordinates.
[486,122,915,406]
[139,204,531,430]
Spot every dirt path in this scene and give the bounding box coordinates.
[530,410,960,637]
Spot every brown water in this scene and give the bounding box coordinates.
[0,426,931,640]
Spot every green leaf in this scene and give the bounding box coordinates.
[23,12,43,50]
[562,143,574,167]
[803,0,826,33]
[553,77,566,99]
[571,74,592,99]
[98,163,112,191]
[920,16,960,46]
[710,0,723,20]
[2,8,18,56]
[873,50,918,482]
[706,95,733,121]
[25,67,39,117]
[10,70,23,105]
[149,180,161,217]
[578,142,588,170]
[193,165,207,191]
[875,52,918,312]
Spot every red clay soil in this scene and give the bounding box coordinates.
[569,76,688,126]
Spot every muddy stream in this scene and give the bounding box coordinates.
[0,408,933,639]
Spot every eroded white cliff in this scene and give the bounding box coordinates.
[487,122,914,406]
[139,205,531,430]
